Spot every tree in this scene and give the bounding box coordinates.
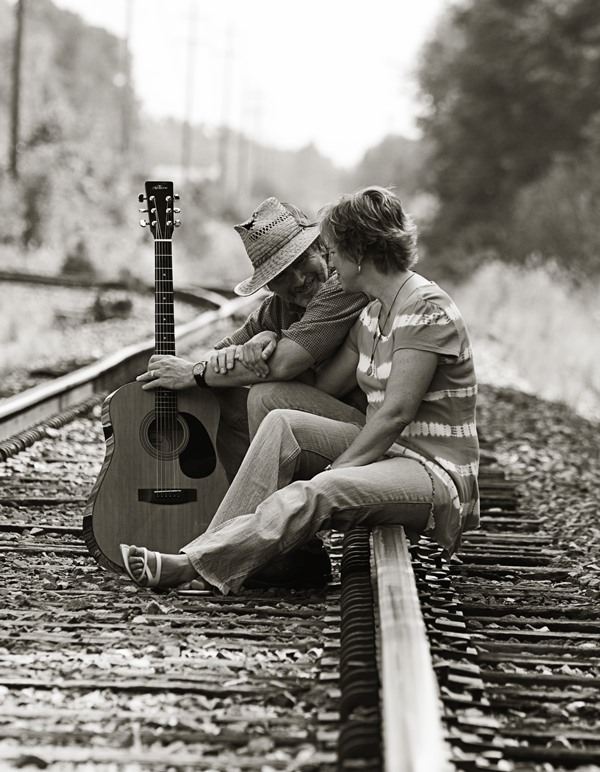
[350,134,430,199]
[0,0,136,260]
[418,0,600,271]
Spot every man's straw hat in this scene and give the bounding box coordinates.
[234,197,320,296]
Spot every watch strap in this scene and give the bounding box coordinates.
[193,361,209,389]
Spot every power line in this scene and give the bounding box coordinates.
[181,0,197,182]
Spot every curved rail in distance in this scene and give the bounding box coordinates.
[0,268,233,307]
[0,295,258,442]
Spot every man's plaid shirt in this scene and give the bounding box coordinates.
[214,273,367,366]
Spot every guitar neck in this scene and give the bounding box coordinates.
[155,238,176,356]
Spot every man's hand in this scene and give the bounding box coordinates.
[137,355,195,391]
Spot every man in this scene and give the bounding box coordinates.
[139,197,367,480]
[137,197,368,587]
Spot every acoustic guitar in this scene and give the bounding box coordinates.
[83,181,229,572]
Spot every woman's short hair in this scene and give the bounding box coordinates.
[319,186,418,272]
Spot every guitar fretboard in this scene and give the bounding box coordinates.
[155,240,175,356]
[155,239,178,419]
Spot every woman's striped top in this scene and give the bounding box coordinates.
[347,276,480,554]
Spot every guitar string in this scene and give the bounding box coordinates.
[154,194,177,495]
[155,195,162,494]
[162,201,173,494]
[164,209,172,492]
[164,210,174,492]
[156,196,167,494]
[168,200,175,492]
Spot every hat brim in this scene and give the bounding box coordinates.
[234,224,320,296]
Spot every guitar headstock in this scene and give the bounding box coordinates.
[139,181,181,239]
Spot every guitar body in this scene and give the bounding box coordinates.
[83,381,229,571]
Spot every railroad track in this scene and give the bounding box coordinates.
[0,294,258,450]
[0,268,235,305]
[0,307,598,769]
[0,269,238,401]
[0,411,342,770]
[335,449,600,772]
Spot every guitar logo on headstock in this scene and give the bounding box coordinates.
[139,180,181,240]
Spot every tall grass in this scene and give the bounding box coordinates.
[448,261,600,422]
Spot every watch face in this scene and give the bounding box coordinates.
[193,362,205,377]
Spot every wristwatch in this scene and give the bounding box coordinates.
[192,361,209,388]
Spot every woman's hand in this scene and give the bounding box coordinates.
[235,331,278,377]
[208,332,278,377]
[209,345,240,374]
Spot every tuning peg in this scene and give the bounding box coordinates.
[174,220,181,228]
[139,207,148,213]
[138,193,145,202]
[174,208,181,213]
[139,219,148,227]
[174,193,180,200]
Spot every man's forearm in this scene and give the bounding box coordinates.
[203,359,270,388]
[203,337,315,386]
[203,358,313,387]
[140,339,315,394]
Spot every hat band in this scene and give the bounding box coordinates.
[249,226,305,269]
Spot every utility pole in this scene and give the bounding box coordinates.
[120,0,133,158]
[9,0,25,178]
[238,89,261,204]
[181,0,197,183]
[218,22,234,201]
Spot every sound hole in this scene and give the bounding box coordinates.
[140,412,217,478]
[141,413,189,460]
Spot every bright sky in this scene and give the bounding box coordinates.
[52,0,450,167]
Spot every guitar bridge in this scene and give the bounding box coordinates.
[138,488,198,505]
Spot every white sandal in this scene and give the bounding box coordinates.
[120,544,162,587]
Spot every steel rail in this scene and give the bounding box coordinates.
[372,525,451,772]
[0,268,232,308]
[0,295,258,442]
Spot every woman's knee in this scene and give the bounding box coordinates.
[253,407,297,439]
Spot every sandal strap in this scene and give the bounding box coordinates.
[120,544,162,588]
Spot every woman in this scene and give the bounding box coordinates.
[121,186,480,594]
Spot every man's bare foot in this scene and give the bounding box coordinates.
[120,544,209,590]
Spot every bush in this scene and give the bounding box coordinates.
[62,237,96,276]
[505,153,600,281]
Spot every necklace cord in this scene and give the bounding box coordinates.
[366,273,413,376]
